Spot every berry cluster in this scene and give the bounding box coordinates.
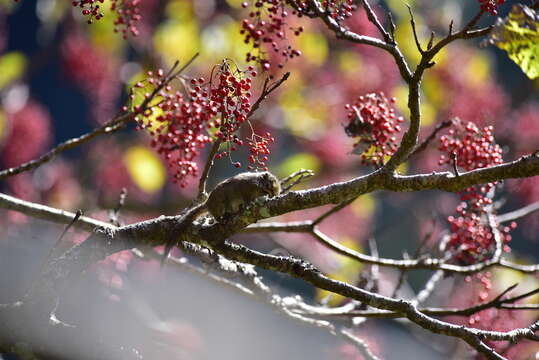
[477,0,505,15]
[447,206,515,265]
[111,0,142,38]
[69,0,140,36]
[320,0,357,21]
[343,92,404,166]
[240,1,304,70]
[438,119,513,266]
[245,132,274,171]
[134,62,273,186]
[71,0,105,24]
[439,120,503,173]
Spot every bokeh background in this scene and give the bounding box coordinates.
[0,0,538,359]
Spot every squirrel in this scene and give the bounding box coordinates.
[161,171,281,265]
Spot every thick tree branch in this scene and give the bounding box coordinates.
[1,194,536,360]
[210,241,531,359]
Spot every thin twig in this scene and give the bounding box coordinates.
[0,192,113,232]
[44,210,83,266]
[360,0,391,43]
[313,197,356,226]
[411,120,453,156]
[0,117,128,180]
[281,169,315,193]
[407,5,425,54]
[340,329,380,360]
[197,72,290,196]
[391,217,436,298]
[248,72,290,118]
[280,169,314,187]
[109,188,128,226]
[0,55,200,181]
[497,201,539,223]
[198,140,222,196]
[450,152,460,177]
[307,0,412,81]
[387,11,396,42]
[368,238,380,291]
[427,31,435,50]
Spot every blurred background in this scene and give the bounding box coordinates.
[0,0,538,358]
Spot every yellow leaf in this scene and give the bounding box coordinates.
[199,17,252,63]
[124,146,166,193]
[0,52,27,89]
[154,19,200,67]
[487,4,539,79]
[165,0,194,21]
[396,161,408,175]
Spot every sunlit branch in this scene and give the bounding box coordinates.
[147,242,376,356]
[0,55,200,181]
[413,270,444,305]
[210,241,533,359]
[410,119,453,157]
[0,115,128,180]
[0,193,535,359]
[280,169,315,193]
[385,10,491,170]
[243,221,312,233]
[407,5,425,54]
[340,329,380,360]
[290,283,539,319]
[360,0,391,43]
[306,0,412,82]
[498,201,539,223]
[0,192,113,232]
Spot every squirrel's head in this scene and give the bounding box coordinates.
[258,171,281,197]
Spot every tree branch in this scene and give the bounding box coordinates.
[498,201,539,223]
[197,72,290,196]
[0,115,129,180]
[0,55,200,181]
[307,0,412,82]
[0,192,113,232]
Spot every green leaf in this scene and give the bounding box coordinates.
[487,4,539,79]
